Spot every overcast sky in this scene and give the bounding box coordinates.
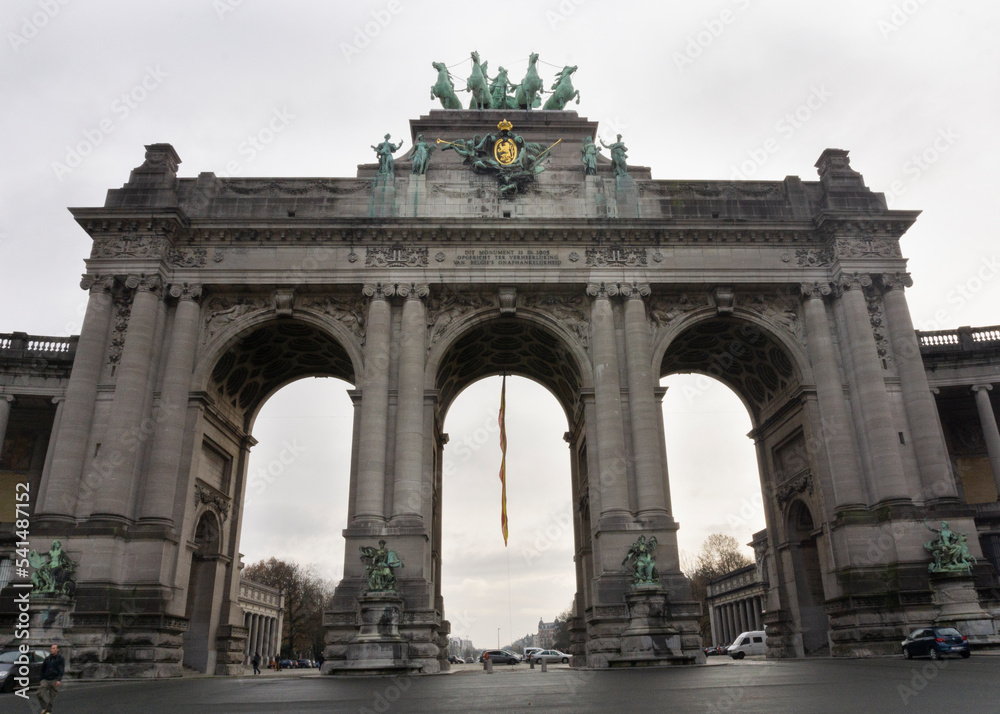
[3,1,998,650]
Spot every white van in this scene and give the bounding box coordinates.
[727,630,766,659]
[523,647,543,661]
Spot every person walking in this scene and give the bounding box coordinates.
[252,651,261,675]
[37,643,65,714]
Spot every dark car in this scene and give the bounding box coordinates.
[478,649,520,665]
[277,658,295,669]
[0,648,48,693]
[296,659,312,668]
[447,655,461,664]
[901,627,970,660]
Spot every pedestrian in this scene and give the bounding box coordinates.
[37,643,65,714]
[252,651,261,675]
[316,652,325,670]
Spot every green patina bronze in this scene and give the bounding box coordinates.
[28,540,77,596]
[580,136,599,175]
[361,539,404,592]
[467,51,493,110]
[409,134,435,175]
[371,134,404,175]
[622,535,659,586]
[600,134,629,177]
[438,120,558,198]
[924,520,977,575]
[430,62,462,110]
[513,53,543,110]
[542,65,580,110]
[489,66,516,110]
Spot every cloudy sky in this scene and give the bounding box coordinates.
[3,1,998,649]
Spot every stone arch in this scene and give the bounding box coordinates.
[427,306,592,423]
[654,310,808,424]
[785,499,829,656]
[196,315,360,431]
[183,510,224,672]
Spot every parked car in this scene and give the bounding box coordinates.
[704,646,726,656]
[478,649,520,665]
[296,659,312,668]
[0,648,47,693]
[523,647,544,661]
[901,627,970,660]
[464,657,474,664]
[277,658,295,669]
[727,631,766,659]
[530,649,571,664]
[448,655,461,664]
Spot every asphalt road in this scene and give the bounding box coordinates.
[2,657,996,713]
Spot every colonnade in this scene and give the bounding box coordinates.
[243,611,282,665]
[710,596,765,647]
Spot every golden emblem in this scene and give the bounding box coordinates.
[494,137,517,165]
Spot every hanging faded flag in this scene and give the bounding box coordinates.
[498,373,508,546]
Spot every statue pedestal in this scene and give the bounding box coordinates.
[609,585,703,667]
[324,592,420,676]
[614,174,639,219]
[369,174,396,218]
[930,574,998,645]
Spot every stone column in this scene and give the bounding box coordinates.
[586,284,630,519]
[243,612,251,663]
[355,285,392,521]
[273,612,282,658]
[709,603,718,646]
[801,284,867,509]
[264,618,273,660]
[836,274,909,504]
[254,614,264,658]
[0,395,13,454]
[41,276,115,516]
[140,284,203,524]
[391,283,429,521]
[92,275,164,519]
[881,274,959,500]
[622,285,668,517]
[972,384,1000,496]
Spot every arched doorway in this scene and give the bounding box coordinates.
[787,500,829,655]
[183,512,223,671]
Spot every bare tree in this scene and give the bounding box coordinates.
[243,558,334,658]
[686,534,754,645]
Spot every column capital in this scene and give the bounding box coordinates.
[587,282,645,299]
[799,282,833,300]
[125,273,164,296]
[80,274,115,294]
[1,394,14,405]
[362,283,389,300]
[621,282,651,300]
[168,282,203,302]
[879,272,913,292]
[971,383,994,394]
[834,272,872,293]
[384,282,429,300]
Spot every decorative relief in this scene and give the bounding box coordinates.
[521,293,589,350]
[585,246,646,267]
[866,294,892,365]
[166,247,208,268]
[195,481,231,521]
[366,244,429,268]
[107,293,132,366]
[819,220,913,241]
[737,294,804,345]
[169,283,203,302]
[568,252,579,262]
[219,178,371,196]
[203,295,271,341]
[637,181,784,199]
[299,295,367,343]
[776,472,814,507]
[80,274,115,294]
[426,291,496,347]
[879,272,913,291]
[795,248,834,267]
[91,234,170,260]
[383,282,429,299]
[834,237,902,259]
[647,294,710,341]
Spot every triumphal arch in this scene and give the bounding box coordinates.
[3,58,999,675]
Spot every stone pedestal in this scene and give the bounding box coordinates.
[23,595,73,650]
[930,575,999,645]
[324,592,420,676]
[369,174,396,218]
[609,585,704,667]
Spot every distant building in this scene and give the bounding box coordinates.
[705,530,768,648]
[536,617,557,649]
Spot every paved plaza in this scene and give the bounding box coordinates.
[3,658,998,713]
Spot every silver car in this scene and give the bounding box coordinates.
[530,649,570,664]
